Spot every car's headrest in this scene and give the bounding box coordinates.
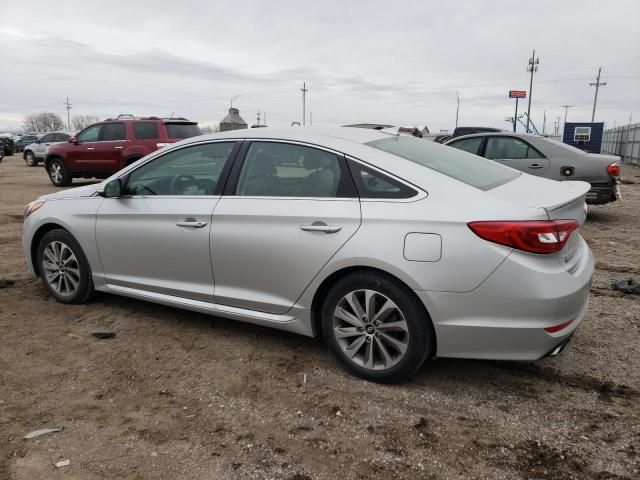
[303,151,332,170]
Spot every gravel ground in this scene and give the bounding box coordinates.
[1,153,638,480]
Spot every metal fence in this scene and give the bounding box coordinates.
[601,123,640,164]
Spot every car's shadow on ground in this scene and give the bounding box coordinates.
[82,290,638,399]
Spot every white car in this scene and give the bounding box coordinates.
[23,132,73,167]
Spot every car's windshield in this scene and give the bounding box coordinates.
[544,137,587,155]
[367,136,520,190]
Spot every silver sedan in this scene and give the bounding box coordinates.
[23,127,594,382]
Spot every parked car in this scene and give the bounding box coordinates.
[0,135,16,156]
[15,134,41,153]
[445,132,621,204]
[434,126,503,143]
[23,127,593,382]
[23,132,72,167]
[44,116,202,187]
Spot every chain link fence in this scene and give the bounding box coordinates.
[601,123,640,164]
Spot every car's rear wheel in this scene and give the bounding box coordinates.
[321,272,434,383]
[47,158,72,186]
[24,151,37,167]
[37,229,94,304]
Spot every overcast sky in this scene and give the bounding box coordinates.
[1,0,638,133]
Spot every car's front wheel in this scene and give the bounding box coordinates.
[47,158,72,186]
[37,229,94,304]
[321,272,435,383]
[24,151,37,167]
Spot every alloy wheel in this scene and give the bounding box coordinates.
[41,241,80,297]
[50,162,62,183]
[332,289,409,370]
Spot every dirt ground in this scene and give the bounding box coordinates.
[1,152,639,480]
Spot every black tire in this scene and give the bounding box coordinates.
[37,229,94,304]
[47,157,72,187]
[321,272,435,383]
[24,151,37,167]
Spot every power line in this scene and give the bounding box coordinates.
[526,49,540,133]
[589,67,607,122]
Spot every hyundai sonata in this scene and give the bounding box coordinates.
[23,127,594,382]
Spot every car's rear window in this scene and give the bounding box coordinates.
[367,136,520,190]
[134,122,159,139]
[164,123,202,139]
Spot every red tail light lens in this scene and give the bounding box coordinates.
[607,163,620,177]
[468,220,579,254]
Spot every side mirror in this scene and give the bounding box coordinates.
[101,178,123,198]
[69,137,78,144]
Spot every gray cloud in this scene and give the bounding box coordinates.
[0,0,638,131]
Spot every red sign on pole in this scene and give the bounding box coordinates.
[509,90,527,99]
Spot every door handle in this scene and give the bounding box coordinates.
[176,220,208,228]
[114,146,123,150]
[528,163,544,169]
[300,224,342,234]
[87,147,95,150]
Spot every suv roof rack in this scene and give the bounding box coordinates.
[103,115,192,122]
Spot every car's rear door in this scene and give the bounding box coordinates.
[483,136,551,176]
[94,122,127,172]
[211,141,361,314]
[34,133,55,158]
[96,141,239,300]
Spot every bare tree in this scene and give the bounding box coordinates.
[200,124,220,134]
[23,112,65,132]
[71,115,100,131]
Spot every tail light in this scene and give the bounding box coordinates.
[607,162,620,178]
[468,220,579,254]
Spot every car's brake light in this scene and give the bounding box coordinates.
[468,220,579,254]
[544,318,575,333]
[607,162,620,178]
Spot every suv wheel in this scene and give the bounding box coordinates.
[37,229,94,304]
[321,272,435,383]
[47,158,72,187]
[24,151,37,167]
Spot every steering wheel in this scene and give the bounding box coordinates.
[169,175,199,195]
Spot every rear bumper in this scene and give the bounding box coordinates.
[586,183,619,205]
[416,239,594,361]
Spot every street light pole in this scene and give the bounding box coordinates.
[230,95,241,109]
[300,82,308,126]
[526,50,540,133]
[455,91,460,128]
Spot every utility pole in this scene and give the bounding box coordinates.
[589,67,606,122]
[256,110,261,126]
[526,50,539,133]
[63,97,72,131]
[300,82,308,126]
[455,91,460,128]
[561,105,573,135]
[542,110,547,135]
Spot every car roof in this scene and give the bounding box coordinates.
[446,131,546,142]
[180,126,395,147]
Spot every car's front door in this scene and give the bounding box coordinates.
[34,133,56,158]
[95,141,238,301]
[211,141,361,314]
[68,124,103,169]
[94,122,127,173]
[483,136,551,176]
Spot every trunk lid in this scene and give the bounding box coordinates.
[488,173,590,224]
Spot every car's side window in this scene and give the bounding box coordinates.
[54,133,70,142]
[78,125,102,143]
[485,137,544,160]
[133,122,159,140]
[125,142,235,196]
[101,123,126,141]
[448,137,483,155]
[347,159,418,199]
[235,142,349,197]
[40,134,54,143]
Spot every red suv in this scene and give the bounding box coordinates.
[45,115,202,186]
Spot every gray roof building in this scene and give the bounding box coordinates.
[220,107,248,132]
